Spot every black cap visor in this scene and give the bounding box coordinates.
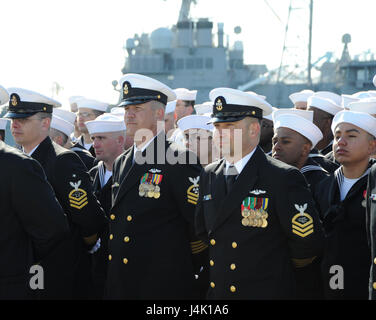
[4,111,39,119]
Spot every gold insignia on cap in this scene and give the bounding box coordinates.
[11,95,18,107]
[68,180,88,209]
[187,176,200,205]
[292,203,313,238]
[123,84,129,95]
[215,98,223,111]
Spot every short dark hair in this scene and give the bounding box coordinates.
[0,129,4,141]
[50,128,68,145]
[35,112,52,120]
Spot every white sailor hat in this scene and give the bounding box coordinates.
[165,100,177,115]
[307,95,342,116]
[76,98,108,112]
[177,115,214,132]
[209,87,273,123]
[174,88,197,101]
[373,74,376,87]
[272,108,314,122]
[119,73,176,107]
[347,98,376,115]
[246,91,267,100]
[274,114,323,149]
[51,115,74,137]
[0,118,9,130]
[289,89,314,104]
[5,88,61,119]
[194,101,212,115]
[331,110,376,137]
[86,113,126,134]
[68,96,85,105]
[110,107,125,118]
[53,107,76,125]
[314,91,342,106]
[341,94,360,109]
[351,91,376,99]
[263,106,278,121]
[0,85,9,106]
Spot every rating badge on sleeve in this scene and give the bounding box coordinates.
[68,180,88,210]
[292,203,313,237]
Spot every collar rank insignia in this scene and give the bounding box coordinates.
[215,98,223,111]
[68,180,88,210]
[187,176,200,205]
[292,203,313,238]
[250,189,266,195]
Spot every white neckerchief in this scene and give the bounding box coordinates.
[225,147,257,176]
[98,161,112,188]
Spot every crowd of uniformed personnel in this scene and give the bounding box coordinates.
[2,73,376,300]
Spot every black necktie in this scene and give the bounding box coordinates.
[225,164,238,194]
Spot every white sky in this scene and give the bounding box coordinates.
[1,0,375,106]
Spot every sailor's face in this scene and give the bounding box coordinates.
[124,101,157,137]
[294,101,307,110]
[184,129,214,164]
[213,118,254,159]
[11,114,45,146]
[175,100,193,122]
[77,108,97,134]
[333,123,376,165]
[272,127,308,167]
[91,132,121,163]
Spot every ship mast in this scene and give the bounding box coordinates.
[178,0,196,23]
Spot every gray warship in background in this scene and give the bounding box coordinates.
[118,0,376,107]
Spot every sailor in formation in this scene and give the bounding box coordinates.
[2,76,376,301]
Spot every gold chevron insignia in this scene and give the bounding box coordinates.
[190,240,208,254]
[68,184,88,210]
[187,177,199,205]
[292,212,314,238]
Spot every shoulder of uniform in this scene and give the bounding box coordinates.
[265,155,297,173]
[88,164,99,175]
[301,164,329,174]
[314,174,334,195]
[0,144,34,168]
